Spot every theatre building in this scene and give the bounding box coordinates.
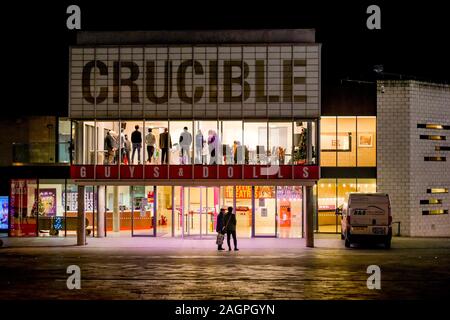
[60,29,321,245]
[9,29,446,243]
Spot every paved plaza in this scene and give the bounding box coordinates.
[1,235,449,300]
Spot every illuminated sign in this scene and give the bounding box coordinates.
[70,45,320,119]
[70,164,320,181]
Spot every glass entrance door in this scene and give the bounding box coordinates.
[176,186,217,237]
[131,186,156,237]
[253,186,277,237]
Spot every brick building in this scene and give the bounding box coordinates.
[377,80,450,236]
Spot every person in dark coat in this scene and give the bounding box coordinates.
[223,206,238,251]
[216,208,226,251]
[159,128,172,164]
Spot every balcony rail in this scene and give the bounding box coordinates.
[12,142,71,165]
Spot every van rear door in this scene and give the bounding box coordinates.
[349,194,389,226]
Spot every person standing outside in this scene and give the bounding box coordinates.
[159,128,172,164]
[179,126,192,164]
[145,128,156,164]
[131,125,142,164]
[216,208,226,251]
[223,206,238,251]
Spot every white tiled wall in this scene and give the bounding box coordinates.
[377,80,450,236]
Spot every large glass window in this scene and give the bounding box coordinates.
[317,178,376,233]
[195,121,218,165]
[81,120,121,165]
[230,186,252,238]
[220,121,243,164]
[120,121,144,165]
[37,179,66,237]
[169,121,193,164]
[58,119,71,163]
[277,186,302,238]
[320,117,337,166]
[9,179,38,237]
[254,186,276,236]
[244,122,268,164]
[144,121,169,165]
[269,123,293,165]
[173,186,183,236]
[156,186,172,236]
[105,185,133,235]
[317,179,337,233]
[356,179,377,193]
[320,116,376,167]
[357,117,376,167]
[63,183,95,237]
[337,117,356,166]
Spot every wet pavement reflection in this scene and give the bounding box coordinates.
[0,237,449,300]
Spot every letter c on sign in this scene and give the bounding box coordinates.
[80,166,86,178]
[303,167,309,178]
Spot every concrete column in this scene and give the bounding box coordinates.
[77,185,86,246]
[307,121,313,163]
[97,185,105,237]
[113,186,120,232]
[305,185,314,248]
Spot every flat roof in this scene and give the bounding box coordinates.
[76,29,316,45]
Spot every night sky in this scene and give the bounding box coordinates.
[2,1,449,116]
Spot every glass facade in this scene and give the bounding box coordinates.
[72,120,317,166]
[320,116,376,167]
[317,178,376,233]
[9,180,307,238]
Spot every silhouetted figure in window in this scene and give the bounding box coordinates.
[179,127,192,164]
[159,128,172,164]
[131,125,142,164]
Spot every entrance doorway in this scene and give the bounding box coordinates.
[174,186,217,238]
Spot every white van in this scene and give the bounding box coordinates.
[337,193,392,248]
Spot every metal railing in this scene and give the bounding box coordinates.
[12,142,71,165]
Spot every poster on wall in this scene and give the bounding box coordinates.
[62,191,95,211]
[225,186,275,199]
[0,196,8,230]
[39,189,57,216]
[321,133,351,151]
[358,133,373,147]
